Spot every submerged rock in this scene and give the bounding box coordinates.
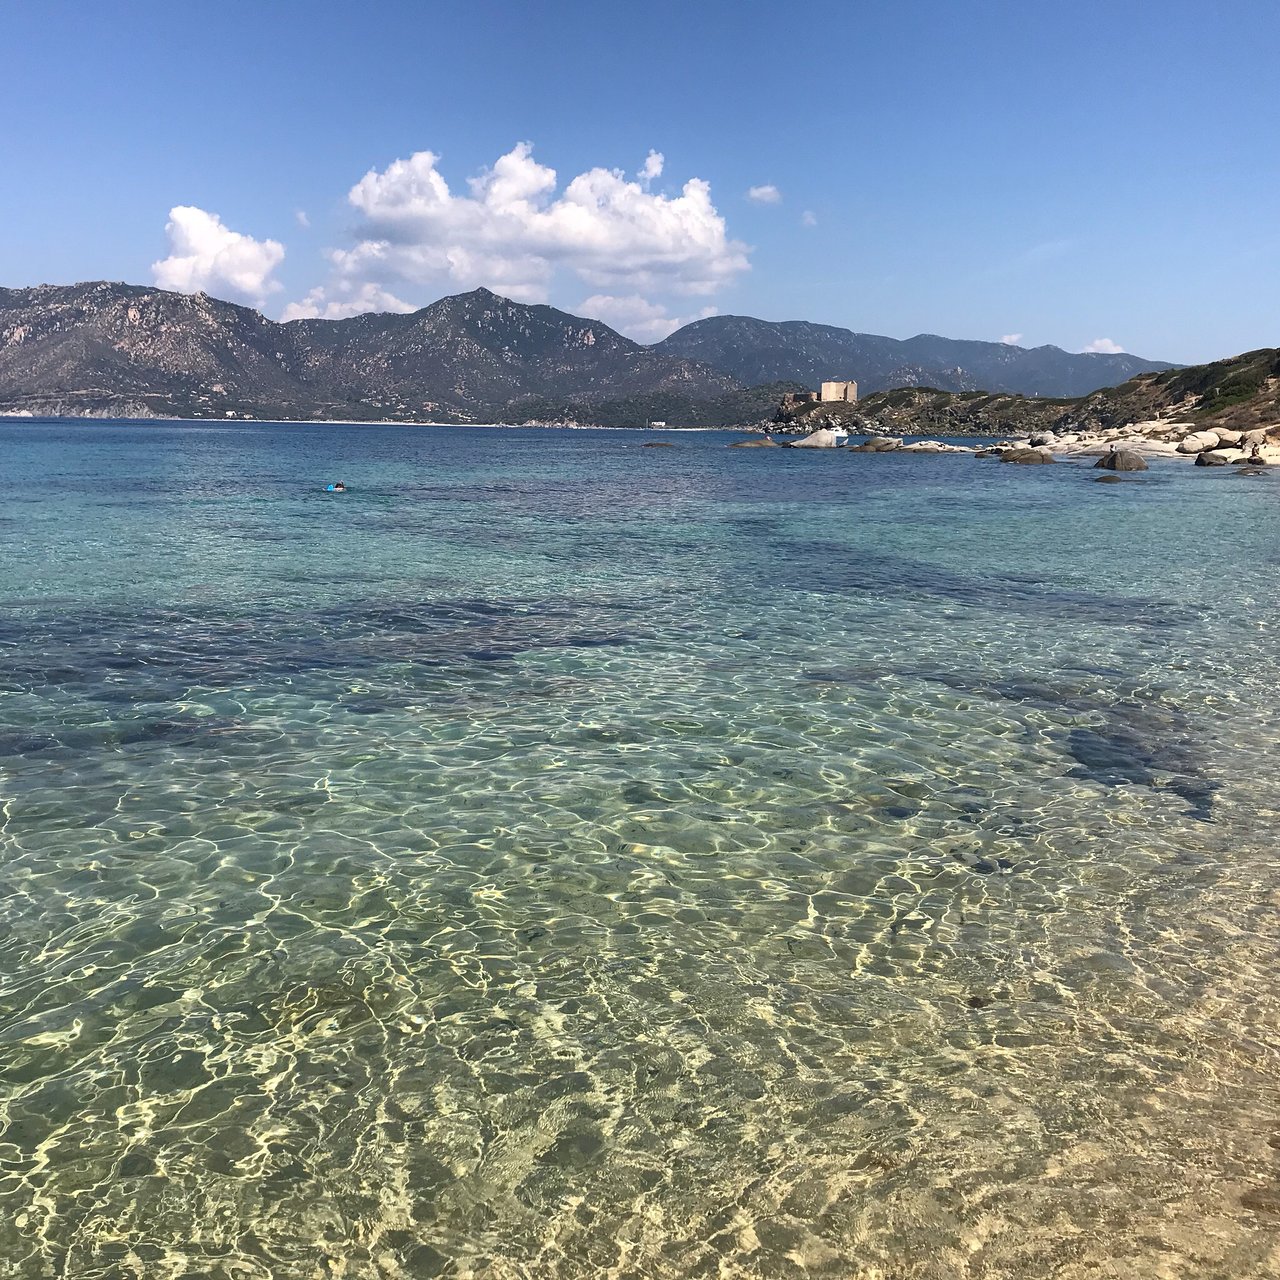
[730,435,779,447]
[847,436,903,453]
[1094,448,1148,471]
[999,447,1055,464]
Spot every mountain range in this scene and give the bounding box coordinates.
[655,315,1172,398]
[0,281,1176,425]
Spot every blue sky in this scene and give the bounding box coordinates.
[3,0,1277,362]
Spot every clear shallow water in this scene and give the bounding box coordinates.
[1,420,1278,1279]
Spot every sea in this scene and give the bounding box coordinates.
[0,419,1277,1279]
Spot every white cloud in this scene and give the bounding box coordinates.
[801,210,817,227]
[638,150,664,186]
[747,184,782,204]
[289,143,749,318]
[152,206,284,306]
[579,293,718,343]
[295,209,310,228]
[281,281,414,321]
[1083,337,1125,354]
[1001,333,1024,345]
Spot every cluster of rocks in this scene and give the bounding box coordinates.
[1174,426,1277,466]
[754,415,1280,470]
[1013,420,1280,467]
[774,431,1059,463]
[850,436,973,455]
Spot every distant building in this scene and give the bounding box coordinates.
[820,380,858,403]
[777,391,817,413]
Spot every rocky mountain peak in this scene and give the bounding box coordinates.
[0,280,1186,426]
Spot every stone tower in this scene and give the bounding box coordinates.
[820,380,858,403]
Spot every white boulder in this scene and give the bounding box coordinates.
[1177,431,1221,454]
[792,428,845,448]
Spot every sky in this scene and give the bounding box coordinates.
[2,0,1277,363]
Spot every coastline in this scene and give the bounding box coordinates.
[0,412,749,432]
[7,411,1277,472]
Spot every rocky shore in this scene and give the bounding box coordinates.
[749,417,1280,467]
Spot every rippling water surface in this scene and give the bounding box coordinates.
[1,420,1278,1279]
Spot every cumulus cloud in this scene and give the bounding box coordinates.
[801,210,818,227]
[638,150,664,186]
[295,209,310,228]
[579,294,718,343]
[1083,337,1125,354]
[152,206,285,305]
[1001,333,1024,345]
[281,281,414,321]
[286,143,749,318]
[747,184,782,204]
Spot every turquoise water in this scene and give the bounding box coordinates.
[1,420,1278,1279]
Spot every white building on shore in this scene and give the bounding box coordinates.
[820,380,858,403]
